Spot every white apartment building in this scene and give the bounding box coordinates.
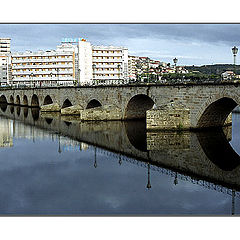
[128,55,139,80]
[0,38,11,85]
[92,45,128,84]
[59,39,129,85]
[11,49,75,87]
[58,39,93,85]
[0,55,10,85]
[0,38,11,54]
[9,38,129,86]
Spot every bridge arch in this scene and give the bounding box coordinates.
[31,94,39,107]
[23,95,28,106]
[86,99,102,109]
[0,95,7,103]
[9,95,14,105]
[124,94,155,119]
[0,95,7,112]
[197,97,238,128]
[62,99,73,109]
[43,95,53,105]
[16,95,21,105]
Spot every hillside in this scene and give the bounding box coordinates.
[185,64,240,75]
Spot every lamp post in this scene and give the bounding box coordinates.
[50,72,53,86]
[173,57,178,73]
[30,72,34,88]
[232,46,238,73]
[57,68,60,85]
[78,68,81,86]
[92,64,96,85]
[117,64,121,85]
[146,58,150,83]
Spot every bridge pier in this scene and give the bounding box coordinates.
[80,105,122,121]
[61,105,83,115]
[146,104,190,130]
[40,103,60,112]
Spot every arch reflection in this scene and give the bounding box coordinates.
[196,129,240,171]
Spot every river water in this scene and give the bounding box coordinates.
[0,104,240,215]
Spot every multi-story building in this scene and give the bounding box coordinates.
[92,45,128,84]
[0,55,10,85]
[9,38,129,86]
[0,38,11,54]
[128,55,139,80]
[0,38,11,86]
[11,49,75,87]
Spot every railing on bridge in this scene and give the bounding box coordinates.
[1,77,240,89]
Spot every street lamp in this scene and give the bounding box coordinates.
[146,58,150,83]
[50,72,53,86]
[232,46,238,73]
[56,68,60,86]
[30,72,34,88]
[173,57,178,73]
[78,68,81,86]
[92,64,96,85]
[117,64,121,85]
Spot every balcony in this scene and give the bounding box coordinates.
[12,70,73,75]
[12,76,75,81]
[93,76,123,80]
[12,64,73,69]
[92,53,123,57]
[94,64,123,68]
[92,59,122,63]
[94,71,121,74]
[12,58,73,63]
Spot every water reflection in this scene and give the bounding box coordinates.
[31,108,39,121]
[16,106,21,116]
[124,120,147,151]
[197,129,240,171]
[0,104,240,215]
[45,118,53,124]
[23,107,28,118]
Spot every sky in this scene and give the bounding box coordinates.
[1,23,240,66]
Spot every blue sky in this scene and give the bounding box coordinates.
[1,23,240,66]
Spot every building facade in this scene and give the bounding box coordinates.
[92,45,128,84]
[128,55,139,80]
[0,38,11,54]
[0,38,11,86]
[11,49,75,87]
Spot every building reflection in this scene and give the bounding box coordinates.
[0,117,13,148]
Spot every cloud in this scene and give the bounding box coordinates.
[0,24,239,65]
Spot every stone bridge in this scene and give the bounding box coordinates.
[0,82,239,129]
